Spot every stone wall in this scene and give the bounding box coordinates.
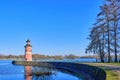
[12,61,106,80]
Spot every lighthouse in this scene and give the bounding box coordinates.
[24,39,32,61]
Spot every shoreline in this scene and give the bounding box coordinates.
[12,61,106,80]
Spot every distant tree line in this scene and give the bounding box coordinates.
[0,54,24,60]
[86,0,120,62]
[32,54,64,60]
[64,54,80,59]
[0,54,80,60]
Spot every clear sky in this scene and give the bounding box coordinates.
[0,0,103,56]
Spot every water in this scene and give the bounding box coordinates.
[0,60,83,80]
[37,58,99,63]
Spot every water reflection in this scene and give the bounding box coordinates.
[24,66,32,80]
[24,66,82,80]
[24,66,56,80]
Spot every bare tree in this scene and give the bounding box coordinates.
[86,0,120,63]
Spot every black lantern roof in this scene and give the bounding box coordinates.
[26,39,30,43]
[25,39,32,47]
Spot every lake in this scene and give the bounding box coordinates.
[0,60,85,80]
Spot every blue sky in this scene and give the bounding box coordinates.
[0,0,102,56]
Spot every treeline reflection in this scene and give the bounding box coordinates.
[24,66,56,80]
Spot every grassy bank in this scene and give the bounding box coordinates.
[105,69,119,80]
[108,63,120,66]
[83,63,120,80]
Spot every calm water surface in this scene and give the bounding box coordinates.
[0,60,83,80]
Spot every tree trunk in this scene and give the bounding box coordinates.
[113,8,118,62]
